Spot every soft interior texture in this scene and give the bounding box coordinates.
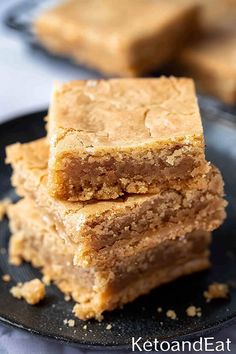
[8,198,211,320]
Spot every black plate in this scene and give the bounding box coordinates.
[0,104,236,351]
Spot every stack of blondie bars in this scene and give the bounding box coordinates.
[6,77,226,320]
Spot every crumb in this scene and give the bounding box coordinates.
[2,274,11,282]
[97,314,104,322]
[68,319,75,327]
[0,198,11,221]
[166,310,177,320]
[186,306,202,317]
[106,324,112,330]
[160,322,163,326]
[59,327,62,331]
[157,307,162,313]
[64,295,71,302]
[204,283,229,302]
[10,279,45,305]
[42,275,51,285]
[83,324,87,330]
[64,318,75,327]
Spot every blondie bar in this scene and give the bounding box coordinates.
[6,139,226,269]
[33,0,200,76]
[8,198,211,320]
[177,1,236,104]
[47,78,209,201]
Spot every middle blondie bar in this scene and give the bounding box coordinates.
[6,139,226,269]
[47,77,209,201]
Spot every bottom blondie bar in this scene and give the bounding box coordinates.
[8,198,211,320]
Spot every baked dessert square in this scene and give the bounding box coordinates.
[8,198,211,320]
[176,1,236,104]
[33,0,200,76]
[6,138,226,269]
[178,27,236,104]
[47,77,209,201]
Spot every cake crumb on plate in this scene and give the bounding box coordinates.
[2,274,11,282]
[186,306,202,317]
[10,279,45,305]
[166,310,177,320]
[204,283,229,302]
[68,319,75,327]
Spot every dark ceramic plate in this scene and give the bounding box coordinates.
[0,104,236,351]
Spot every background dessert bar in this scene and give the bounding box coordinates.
[176,0,236,104]
[33,0,200,76]
[8,198,211,320]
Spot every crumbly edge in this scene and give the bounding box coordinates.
[8,201,210,319]
[8,162,226,269]
[62,168,225,268]
[73,256,209,320]
[48,140,208,201]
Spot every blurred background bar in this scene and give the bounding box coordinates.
[0,0,100,122]
[3,0,236,108]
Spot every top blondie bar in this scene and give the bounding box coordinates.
[48,77,209,201]
[33,0,200,76]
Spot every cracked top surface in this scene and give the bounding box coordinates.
[49,77,203,150]
[35,0,197,48]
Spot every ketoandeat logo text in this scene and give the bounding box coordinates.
[131,336,231,352]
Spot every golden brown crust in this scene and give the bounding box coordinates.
[46,78,208,200]
[49,78,203,145]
